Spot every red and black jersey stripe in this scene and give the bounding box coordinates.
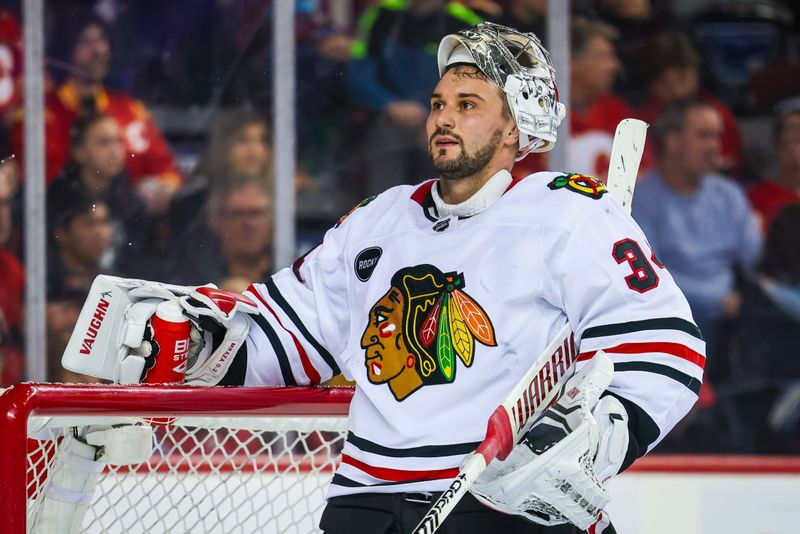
[251,313,297,386]
[265,278,341,376]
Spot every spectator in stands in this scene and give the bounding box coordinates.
[568,17,633,178]
[174,178,273,286]
[637,32,743,177]
[193,109,273,189]
[210,179,273,284]
[164,108,273,284]
[344,0,482,194]
[47,190,113,300]
[632,99,761,380]
[733,203,800,453]
[49,112,155,276]
[512,17,631,180]
[748,98,800,229]
[9,9,182,213]
[0,154,23,385]
[590,0,674,101]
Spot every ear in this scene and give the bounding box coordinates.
[505,122,520,148]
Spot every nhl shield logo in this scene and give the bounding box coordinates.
[355,247,382,282]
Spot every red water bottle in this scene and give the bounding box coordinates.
[143,300,191,384]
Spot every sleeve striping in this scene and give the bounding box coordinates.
[614,361,701,395]
[577,341,705,370]
[251,313,297,386]
[582,317,703,340]
[247,285,322,384]
[266,279,341,375]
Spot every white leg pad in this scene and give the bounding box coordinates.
[29,433,104,534]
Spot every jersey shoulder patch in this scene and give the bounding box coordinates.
[336,196,376,228]
[546,173,607,200]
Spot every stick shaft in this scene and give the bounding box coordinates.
[413,454,487,534]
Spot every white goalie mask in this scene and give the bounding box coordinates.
[437,22,566,160]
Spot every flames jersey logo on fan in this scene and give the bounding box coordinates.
[361,264,497,401]
[547,173,607,200]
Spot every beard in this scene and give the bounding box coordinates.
[430,128,504,181]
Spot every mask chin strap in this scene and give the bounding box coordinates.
[516,137,545,162]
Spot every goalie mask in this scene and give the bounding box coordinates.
[437,22,566,160]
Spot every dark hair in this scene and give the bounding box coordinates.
[570,17,619,56]
[48,182,107,232]
[640,32,700,85]
[651,98,714,154]
[47,7,110,73]
[760,203,800,283]
[69,112,113,149]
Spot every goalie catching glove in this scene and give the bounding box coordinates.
[471,352,628,530]
[61,275,259,385]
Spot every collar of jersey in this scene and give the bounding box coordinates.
[430,170,513,218]
[58,81,110,112]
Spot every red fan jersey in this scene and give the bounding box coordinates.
[10,81,181,188]
[747,179,800,229]
[0,7,22,115]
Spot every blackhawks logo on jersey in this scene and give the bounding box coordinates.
[547,173,607,200]
[361,264,497,401]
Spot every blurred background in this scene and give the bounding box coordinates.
[1,0,799,461]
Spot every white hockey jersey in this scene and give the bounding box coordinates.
[239,170,705,498]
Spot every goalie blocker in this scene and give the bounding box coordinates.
[62,275,258,386]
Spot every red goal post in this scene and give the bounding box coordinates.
[0,383,354,533]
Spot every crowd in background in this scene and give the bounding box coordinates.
[0,0,799,456]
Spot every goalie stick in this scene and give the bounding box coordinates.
[413,118,649,534]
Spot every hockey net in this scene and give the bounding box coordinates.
[0,383,354,534]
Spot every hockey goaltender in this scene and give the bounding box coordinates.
[62,23,704,534]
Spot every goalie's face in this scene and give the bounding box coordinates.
[427,66,518,181]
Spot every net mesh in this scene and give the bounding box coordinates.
[25,417,347,534]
